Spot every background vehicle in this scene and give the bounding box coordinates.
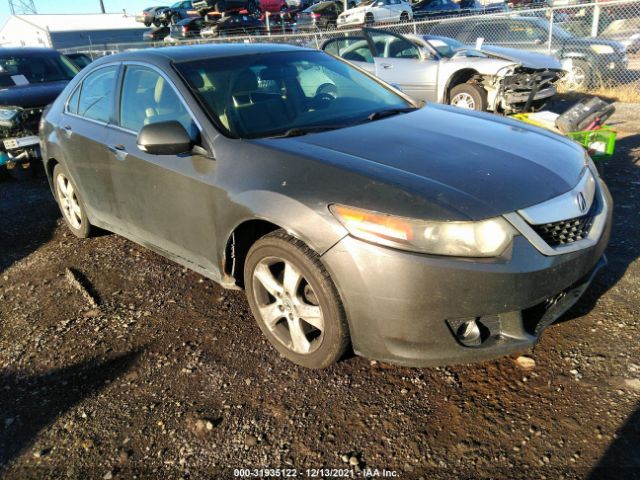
[296,1,344,30]
[65,52,93,69]
[135,6,170,26]
[167,17,206,40]
[261,0,289,11]
[428,16,627,88]
[40,44,610,369]
[0,48,78,179]
[261,12,296,32]
[322,28,563,112]
[143,25,172,41]
[200,15,265,36]
[412,0,460,20]
[193,0,260,14]
[156,1,200,25]
[337,0,412,27]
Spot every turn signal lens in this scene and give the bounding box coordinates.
[330,204,516,257]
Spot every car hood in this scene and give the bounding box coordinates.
[459,45,563,69]
[256,104,587,221]
[0,80,69,109]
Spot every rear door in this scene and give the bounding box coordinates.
[104,63,219,272]
[364,29,438,101]
[57,64,121,226]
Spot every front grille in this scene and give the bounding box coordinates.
[531,202,596,247]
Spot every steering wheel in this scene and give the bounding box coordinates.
[311,92,335,110]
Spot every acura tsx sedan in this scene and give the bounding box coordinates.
[40,43,612,368]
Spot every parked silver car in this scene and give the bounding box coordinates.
[337,0,412,27]
[322,29,564,113]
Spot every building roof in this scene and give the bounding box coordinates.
[11,13,145,32]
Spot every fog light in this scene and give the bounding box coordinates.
[456,319,482,347]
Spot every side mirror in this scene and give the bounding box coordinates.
[137,121,193,155]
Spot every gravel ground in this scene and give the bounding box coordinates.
[1,105,639,480]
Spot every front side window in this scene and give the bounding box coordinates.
[120,65,197,136]
[176,50,411,139]
[77,65,118,123]
[370,32,420,59]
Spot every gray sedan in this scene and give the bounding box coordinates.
[40,44,611,368]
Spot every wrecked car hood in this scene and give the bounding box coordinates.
[459,45,563,70]
[255,104,586,220]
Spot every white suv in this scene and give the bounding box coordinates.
[337,0,412,27]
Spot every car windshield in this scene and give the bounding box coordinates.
[0,52,78,87]
[423,36,464,57]
[176,50,412,139]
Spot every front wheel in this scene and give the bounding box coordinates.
[364,12,374,25]
[563,58,595,89]
[449,82,488,111]
[400,11,409,21]
[53,164,94,238]
[244,230,350,369]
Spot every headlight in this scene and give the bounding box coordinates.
[0,108,22,128]
[330,204,516,257]
[590,44,615,54]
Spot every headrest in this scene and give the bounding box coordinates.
[188,71,205,89]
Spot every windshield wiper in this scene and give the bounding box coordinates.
[268,125,344,138]
[367,107,417,121]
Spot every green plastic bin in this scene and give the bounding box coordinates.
[566,127,617,161]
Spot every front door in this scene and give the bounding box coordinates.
[105,64,219,273]
[365,29,438,102]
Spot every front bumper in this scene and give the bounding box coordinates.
[321,180,612,367]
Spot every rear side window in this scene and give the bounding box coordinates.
[66,85,81,115]
[77,65,118,123]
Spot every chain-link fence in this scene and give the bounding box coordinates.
[63,0,640,92]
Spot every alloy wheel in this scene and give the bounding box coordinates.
[252,257,324,355]
[566,64,587,89]
[451,92,476,110]
[56,173,82,230]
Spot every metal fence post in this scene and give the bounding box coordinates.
[547,5,553,55]
[591,3,601,37]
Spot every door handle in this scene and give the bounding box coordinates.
[63,125,72,131]
[381,63,393,69]
[108,144,128,161]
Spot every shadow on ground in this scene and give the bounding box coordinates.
[589,404,640,479]
[0,350,141,468]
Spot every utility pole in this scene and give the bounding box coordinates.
[99,0,106,13]
[8,0,37,15]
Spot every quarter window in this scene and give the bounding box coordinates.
[66,85,81,115]
[119,65,197,136]
[76,65,118,123]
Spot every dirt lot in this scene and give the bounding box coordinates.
[1,106,639,480]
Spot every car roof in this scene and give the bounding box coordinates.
[0,47,61,56]
[91,43,314,66]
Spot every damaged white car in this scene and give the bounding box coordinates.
[321,28,565,113]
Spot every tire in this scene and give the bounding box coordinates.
[53,164,94,238]
[564,58,595,89]
[144,21,152,27]
[449,82,488,112]
[153,19,161,27]
[244,230,350,369]
[215,0,227,13]
[400,11,409,21]
[364,12,374,25]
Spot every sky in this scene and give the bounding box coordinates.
[0,0,160,26]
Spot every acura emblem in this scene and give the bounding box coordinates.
[577,192,587,213]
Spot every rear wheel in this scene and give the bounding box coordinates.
[449,82,488,111]
[245,230,350,369]
[53,164,94,238]
[364,12,374,25]
[400,11,409,21]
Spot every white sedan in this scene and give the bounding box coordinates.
[337,0,412,27]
